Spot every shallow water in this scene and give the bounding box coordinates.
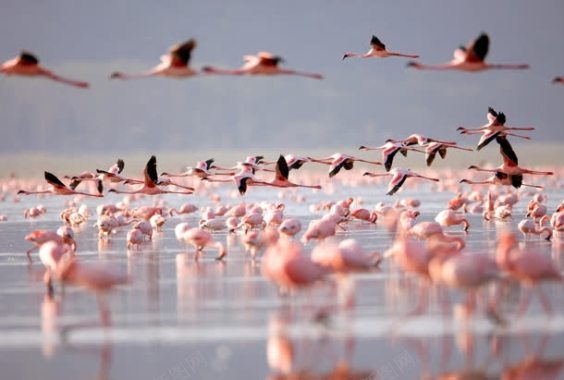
[1,182,564,380]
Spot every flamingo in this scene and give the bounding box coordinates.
[265,155,322,190]
[359,141,422,171]
[496,232,562,316]
[422,142,473,167]
[54,257,130,327]
[518,219,552,241]
[460,167,543,189]
[458,107,535,151]
[179,228,226,260]
[262,239,329,290]
[110,39,199,80]
[342,35,419,60]
[308,153,381,177]
[25,229,76,261]
[107,156,193,196]
[18,172,103,197]
[1,51,89,88]
[552,77,564,84]
[407,33,529,72]
[278,218,302,237]
[161,159,216,179]
[66,158,125,189]
[202,51,323,80]
[401,134,457,147]
[363,168,439,195]
[311,239,382,272]
[435,209,469,232]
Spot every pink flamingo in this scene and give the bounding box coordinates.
[18,172,103,197]
[39,241,69,295]
[162,158,216,179]
[202,51,323,80]
[1,51,89,88]
[421,142,473,167]
[343,35,419,60]
[308,153,382,177]
[409,221,466,251]
[518,219,552,241]
[407,33,529,72]
[179,228,226,260]
[350,208,378,223]
[553,76,564,84]
[262,239,329,290]
[363,168,439,195]
[108,156,193,196]
[435,210,470,232]
[110,39,199,80]
[55,257,130,327]
[311,239,382,272]
[359,141,422,171]
[458,107,535,151]
[265,155,322,190]
[278,218,302,237]
[496,232,562,316]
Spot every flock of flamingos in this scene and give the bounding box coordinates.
[1,32,563,353]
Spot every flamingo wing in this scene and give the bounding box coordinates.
[384,149,400,172]
[168,38,196,66]
[44,171,68,190]
[510,174,523,189]
[370,35,386,51]
[144,155,159,187]
[477,130,499,151]
[487,107,498,124]
[329,157,347,177]
[426,150,437,167]
[205,158,215,170]
[438,145,448,159]
[386,171,407,195]
[275,155,290,181]
[19,51,39,65]
[465,33,489,62]
[495,135,519,165]
[116,158,125,174]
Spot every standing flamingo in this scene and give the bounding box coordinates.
[407,33,529,72]
[18,172,103,197]
[496,232,562,316]
[55,257,130,327]
[1,51,89,88]
[108,156,193,196]
[342,35,419,60]
[363,168,439,195]
[111,39,199,80]
[202,51,323,80]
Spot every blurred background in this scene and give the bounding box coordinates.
[1,0,563,175]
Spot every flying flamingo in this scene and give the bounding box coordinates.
[400,134,457,147]
[342,35,419,60]
[65,158,125,189]
[407,33,529,72]
[107,156,193,196]
[1,51,89,88]
[421,142,473,167]
[308,153,382,177]
[265,155,322,190]
[161,159,216,179]
[458,107,535,151]
[18,172,103,197]
[363,168,439,195]
[110,39,199,80]
[459,172,543,190]
[359,141,422,171]
[552,77,564,84]
[202,51,323,80]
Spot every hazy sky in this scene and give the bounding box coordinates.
[1,0,563,154]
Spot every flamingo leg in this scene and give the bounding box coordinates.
[536,286,553,316]
[517,287,532,317]
[96,294,111,328]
